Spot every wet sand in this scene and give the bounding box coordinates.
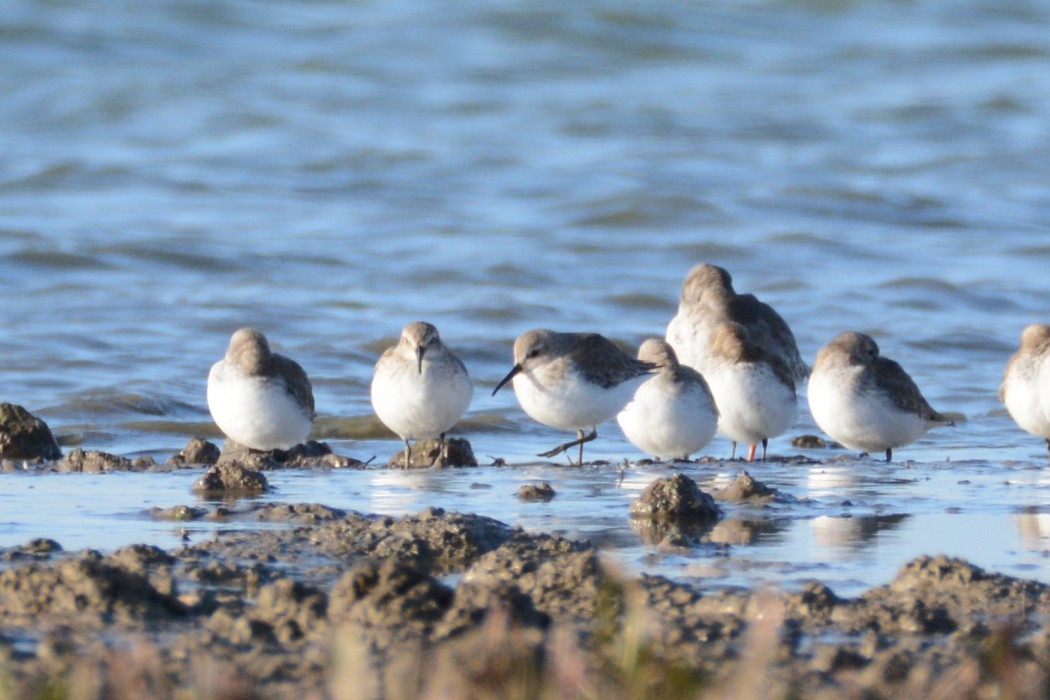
[2,438,1049,699]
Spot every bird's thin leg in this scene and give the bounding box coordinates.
[436,432,448,467]
[539,429,597,463]
[746,443,757,462]
[404,439,412,469]
[1045,438,1049,454]
[885,448,892,463]
[761,438,768,461]
[217,438,257,464]
[731,442,737,459]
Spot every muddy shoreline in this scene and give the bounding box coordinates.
[2,437,1050,698]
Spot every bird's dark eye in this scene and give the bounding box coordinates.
[527,348,540,359]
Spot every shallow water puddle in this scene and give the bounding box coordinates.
[4,454,1050,598]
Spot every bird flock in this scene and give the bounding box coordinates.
[206,262,1044,467]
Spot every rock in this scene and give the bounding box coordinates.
[630,473,721,522]
[712,471,775,502]
[167,437,221,466]
[516,482,555,502]
[0,403,61,461]
[56,448,141,473]
[388,437,477,469]
[192,462,270,496]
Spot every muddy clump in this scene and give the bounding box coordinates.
[1,503,1050,700]
[0,403,61,462]
[149,505,208,521]
[167,437,221,466]
[630,473,722,547]
[329,559,454,646]
[462,532,605,627]
[793,434,828,449]
[215,440,365,470]
[191,462,269,496]
[713,470,776,502]
[388,437,477,469]
[517,481,556,502]
[0,538,63,563]
[276,440,367,468]
[630,473,721,521]
[851,555,1050,635]
[359,508,514,572]
[0,554,184,626]
[56,447,154,473]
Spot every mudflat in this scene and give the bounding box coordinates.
[1,491,1048,699]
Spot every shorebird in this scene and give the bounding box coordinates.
[809,331,953,462]
[1000,324,1050,452]
[207,328,315,451]
[703,322,798,461]
[617,339,718,460]
[492,329,655,465]
[666,263,808,383]
[371,321,473,468]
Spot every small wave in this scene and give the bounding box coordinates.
[573,194,724,229]
[605,292,676,311]
[765,231,890,260]
[90,242,246,273]
[49,391,201,418]
[667,241,750,262]
[121,420,219,437]
[877,277,1024,313]
[6,248,115,271]
[314,415,392,440]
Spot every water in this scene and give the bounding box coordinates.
[2,0,1050,596]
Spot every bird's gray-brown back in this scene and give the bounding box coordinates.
[708,322,796,396]
[226,328,315,417]
[559,332,655,389]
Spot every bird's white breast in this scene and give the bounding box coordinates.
[512,362,644,431]
[207,361,312,450]
[808,366,927,452]
[371,354,472,441]
[706,360,796,445]
[617,373,718,459]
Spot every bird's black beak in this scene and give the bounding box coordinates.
[492,364,522,396]
[416,346,425,374]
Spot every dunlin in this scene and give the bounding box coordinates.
[808,331,952,462]
[207,328,315,451]
[1000,324,1050,451]
[703,322,798,461]
[492,329,655,464]
[616,339,718,460]
[371,321,473,467]
[666,263,808,383]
